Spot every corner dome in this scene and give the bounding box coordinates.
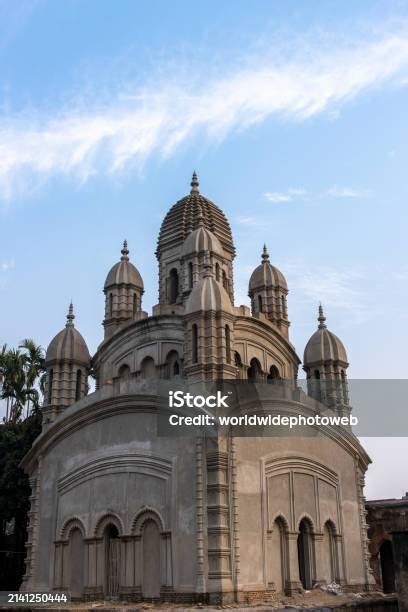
[248,245,288,294]
[181,211,224,258]
[104,241,144,290]
[46,304,91,367]
[185,259,233,315]
[304,305,348,366]
[157,172,235,259]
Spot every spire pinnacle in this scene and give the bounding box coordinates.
[66,302,75,327]
[262,244,269,263]
[318,303,327,329]
[121,239,129,261]
[190,171,199,194]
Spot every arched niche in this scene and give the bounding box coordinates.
[297,517,315,590]
[140,356,156,379]
[247,357,263,382]
[269,515,289,593]
[165,350,180,379]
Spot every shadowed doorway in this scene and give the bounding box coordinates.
[142,519,161,598]
[380,540,395,593]
[298,519,314,590]
[104,524,120,597]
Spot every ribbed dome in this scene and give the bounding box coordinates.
[304,306,348,366]
[185,259,233,314]
[248,246,288,293]
[157,172,235,259]
[104,241,144,290]
[182,219,224,258]
[46,304,90,366]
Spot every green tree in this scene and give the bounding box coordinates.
[0,409,42,588]
[0,341,45,423]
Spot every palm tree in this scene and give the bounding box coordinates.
[0,341,45,423]
[19,339,45,418]
[0,349,28,422]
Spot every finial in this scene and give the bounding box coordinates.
[121,239,129,261]
[318,303,327,329]
[196,202,204,228]
[262,244,269,263]
[66,302,75,327]
[203,252,213,277]
[190,171,199,194]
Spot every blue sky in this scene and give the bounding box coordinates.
[1,0,408,497]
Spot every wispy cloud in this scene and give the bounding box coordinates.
[324,185,371,198]
[264,185,371,204]
[281,261,371,323]
[264,188,306,203]
[1,26,408,200]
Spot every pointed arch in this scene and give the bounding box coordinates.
[131,508,165,536]
[269,514,289,593]
[60,516,86,541]
[248,357,262,382]
[297,516,315,590]
[94,513,124,538]
[270,512,290,533]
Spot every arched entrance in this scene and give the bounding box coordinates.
[297,519,314,590]
[142,519,161,598]
[104,524,120,597]
[68,527,84,598]
[380,540,395,593]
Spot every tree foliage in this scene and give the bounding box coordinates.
[0,340,44,588]
[0,340,45,423]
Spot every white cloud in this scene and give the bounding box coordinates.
[1,27,408,200]
[281,261,370,322]
[264,188,307,203]
[325,185,371,198]
[264,185,370,204]
[264,192,293,203]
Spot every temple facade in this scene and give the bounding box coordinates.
[21,174,374,603]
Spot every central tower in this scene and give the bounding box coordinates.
[155,173,235,313]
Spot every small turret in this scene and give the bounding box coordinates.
[303,305,350,411]
[248,245,289,338]
[103,240,144,338]
[45,303,91,411]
